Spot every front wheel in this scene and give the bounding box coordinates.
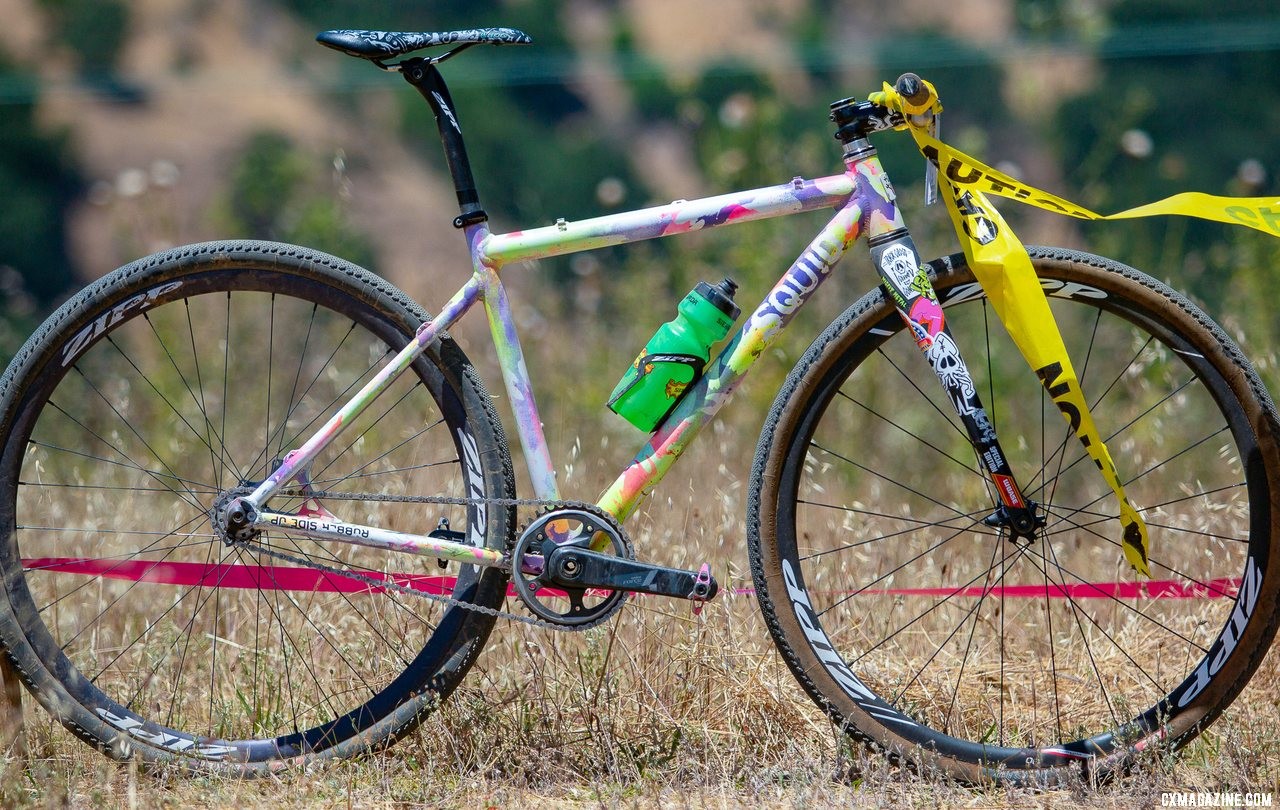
[749,247,1280,784]
[0,241,516,771]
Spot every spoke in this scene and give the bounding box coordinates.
[78,535,222,689]
[22,538,216,566]
[157,532,227,731]
[268,549,303,737]
[1029,533,1211,654]
[266,294,275,483]
[1037,541,1065,745]
[247,536,386,738]
[1061,497,1249,548]
[815,521,980,617]
[250,320,364,480]
[29,515,211,614]
[106,333,235,477]
[309,458,467,491]
[1041,539,1121,730]
[913,532,1006,728]
[1030,333,1158,495]
[271,301,320,472]
[26,438,212,496]
[251,545,265,737]
[1032,372,1200,491]
[1043,509,1240,609]
[43,393,205,516]
[1125,426,1231,490]
[310,388,445,485]
[1034,541,1170,700]
[809,442,974,523]
[999,538,1007,744]
[246,542,381,725]
[17,480,220,496]
[184,299,223,492]
[875,345,970,447]
[1041,306,1104,499]
[264,534,431,668]
[221,291,232,482]
[797,500,998,562]
[835,390,984,479]
[207,534,223,734]
[1066,426,1233,518]
[854,541,1028,666]
[144,311,225,492]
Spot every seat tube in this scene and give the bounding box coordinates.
[850,139,1039,532]
[472,226,560,502]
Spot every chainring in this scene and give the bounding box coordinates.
[510,506,634,630]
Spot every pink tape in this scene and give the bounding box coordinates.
[22,557,455,595]
[22,557,1240,600]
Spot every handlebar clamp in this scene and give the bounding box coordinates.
[830,97,904,144]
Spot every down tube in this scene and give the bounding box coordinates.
[598,198,865,522]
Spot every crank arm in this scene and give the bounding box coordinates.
[543,544,718,602]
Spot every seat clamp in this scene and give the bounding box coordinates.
[453,209,488,228]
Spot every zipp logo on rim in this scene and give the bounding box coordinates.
[1177,555,1262,707]
[782,559,909,721]
[944,278,1107,306]
[456,427,487,547]
[96,707,237,759]
[61,281,184,367]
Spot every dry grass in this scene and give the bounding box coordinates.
[3,447,1278,808]
[4,600,1278,808]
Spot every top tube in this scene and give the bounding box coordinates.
[481,173,858,268]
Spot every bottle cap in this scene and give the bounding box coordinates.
[694,278,740,320]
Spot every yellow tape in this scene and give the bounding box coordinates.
[938,184,1153,575]
[874,83,1280,575]
[874,82,1280,574]
[917,129,1280,237]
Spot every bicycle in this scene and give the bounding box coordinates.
[0,25,1276,785]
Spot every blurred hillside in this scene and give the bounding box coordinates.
[1,0,1278,372]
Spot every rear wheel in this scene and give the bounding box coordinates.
[749,247,1280,783]
[0,241,515,770]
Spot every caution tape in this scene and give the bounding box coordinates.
[870,82,1280,575]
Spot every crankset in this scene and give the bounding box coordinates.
[510,507,719,629]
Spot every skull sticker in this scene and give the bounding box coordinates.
[925,331,977,412]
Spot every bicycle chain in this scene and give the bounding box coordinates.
[237,491,625,633]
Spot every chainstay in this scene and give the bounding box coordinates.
[241,493,622,632]
[239,539,567,630]
[283,489,602,510]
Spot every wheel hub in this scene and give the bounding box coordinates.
[984,501,1047,544]
[210,486,261,546]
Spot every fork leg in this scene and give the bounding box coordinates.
[870,230,1040,535]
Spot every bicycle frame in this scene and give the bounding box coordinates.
[239,63,995,573]
[242,152,910,566]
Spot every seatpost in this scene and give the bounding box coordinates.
[401,59,488,228]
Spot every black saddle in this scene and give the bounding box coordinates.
[316,28,532,60]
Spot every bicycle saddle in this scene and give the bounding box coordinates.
[316,28,533,60]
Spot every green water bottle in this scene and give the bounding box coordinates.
[608,278,740,431]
